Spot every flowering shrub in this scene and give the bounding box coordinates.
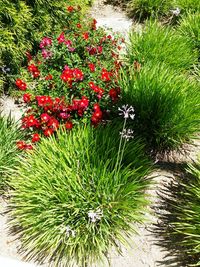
[15,6,123,147]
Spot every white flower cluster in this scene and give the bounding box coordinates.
[88,208,103,223]
[66,225,76,238]
[118,105,135,120]
[120,128,134,141]
[171,7,181,16]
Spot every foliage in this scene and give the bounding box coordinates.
[124,0,200,20]
[7,125,152,266]
[0,114,24,189]
[120,63,200,152]
[0,1,92,93]
[126,20,198,72]
[174,0,200,14]
[14,8,123,145]
[127,0,171,20]
[155,157,200,266]
[178,12,200,55]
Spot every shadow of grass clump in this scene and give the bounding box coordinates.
[153,159,200,266]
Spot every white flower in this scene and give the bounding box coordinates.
[66,225,76,237]
[88,208,103,223]
[171,7,181,16]
[120,128,134,141]
[118,105,135,120]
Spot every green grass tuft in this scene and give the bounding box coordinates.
[178,12,200,55]
[126,20,198,72]
[120,63,200,152]
[7,125,152,266]
[0,114,24,189]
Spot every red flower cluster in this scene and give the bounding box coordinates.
[91,103,103,125]
[28,64,40,78]
[61,66,84,86]
[15,79,27,91]
[109,88,120,101]
[89,82,104,99]
[101,68,113,82]
[15,6,124,147]
[16,141,33,150]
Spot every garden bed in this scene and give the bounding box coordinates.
[0,0,199,266]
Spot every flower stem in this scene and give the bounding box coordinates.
[114,118,127,178]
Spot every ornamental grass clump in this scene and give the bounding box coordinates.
[124,0,199,20]
[127,20,198,72]
[7,124,152,266]
[178,12,200,54]
[120,63,200,152]
[0,114,24,189]
[155,157,200,266]
[127,0,171,20]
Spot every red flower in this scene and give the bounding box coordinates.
[88,63,95,72]
[15,79,27,91]
[26,144,34,150]
[101,68,112,82]
[93,110,102,119]
[28,64,38,73]
[97,46,103,54]
[83,32,89,40]
[16,141,26,150]
[36,96,53,107]
[32,133,40,143]
[15,79,22,87]
[23,93,31,103]
[57,32,65,44]
[89,81,96,89]
[48,118,59,130]
[43,128,54,137]
[77,23,82,28]
[91,107,103,125]
[93,103,100,111]
[73,68,84,81]
[67,6,74,12]
[109,88,120,101]
[22,115,39,128]
[41,113,51,123]
[65,121,73,130]
[45,74,53,80]
[33,70,40,78]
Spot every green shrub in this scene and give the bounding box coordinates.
[155,158,200,266]
[120,63,200,152]
[0,0,92,93]
[0,114,24,189]
[126,20,198,72]
[178,12,200,54]
[7,125,152,266]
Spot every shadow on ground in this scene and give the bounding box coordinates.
[151,160,200,267]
